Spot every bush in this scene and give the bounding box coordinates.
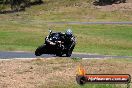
[93,0,126,5]
[0,0,43,12]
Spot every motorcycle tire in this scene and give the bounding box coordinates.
[56,52,63,57]
[35,45,46,56]
[66,50,72,57]
[66,45,75,57]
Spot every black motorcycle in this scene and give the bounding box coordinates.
[35,30,75,57]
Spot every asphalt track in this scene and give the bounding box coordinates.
[0,51,132,59]
[45,21,132,24]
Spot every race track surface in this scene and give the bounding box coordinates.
[0,51,132,59]
[46,21,132,24]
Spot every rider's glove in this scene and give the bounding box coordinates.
[50,42,56,45]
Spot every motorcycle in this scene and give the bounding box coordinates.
[35,30,75,57]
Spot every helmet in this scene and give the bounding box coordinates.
[65,29,73,37]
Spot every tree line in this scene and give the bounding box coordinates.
[0,0,43,11]
[0,0,127,12]
[93,0,126,5]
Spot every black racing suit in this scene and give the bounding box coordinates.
[64,34,76,51]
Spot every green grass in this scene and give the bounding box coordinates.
[75,84,125,88]
[0,0,132,56]
[0,21,132,55]
[38,84,125,88]
[0,20,132,56]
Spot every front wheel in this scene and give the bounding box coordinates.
[56,51,63,57]
[66,50,72,57]
[35,45,46,56]
[66,45,75,57]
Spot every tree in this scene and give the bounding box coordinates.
[0,0,43,12]
[10,0,32,11]
[93,0,126,5]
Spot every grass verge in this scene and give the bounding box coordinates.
[0,0,132,56]
[0,58,132,88]
[0,22,132,56]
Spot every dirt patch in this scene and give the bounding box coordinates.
[0,58,132,88]
[95,3,132,11]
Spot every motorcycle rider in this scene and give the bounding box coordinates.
[35,29,76,56]
[45,29,76,50]
[64,29,76,51]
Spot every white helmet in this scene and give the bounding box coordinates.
[65,29,72,36]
